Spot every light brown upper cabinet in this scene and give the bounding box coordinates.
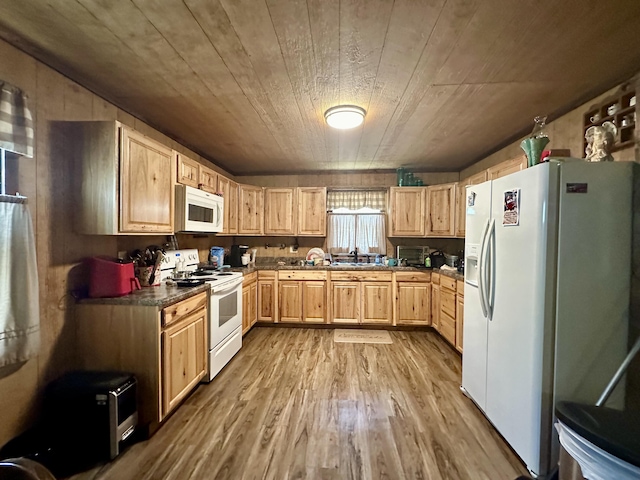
[217,175,238,235]
[455,179,469,238]
[455,170,489,238]
[298,187,327,236]
[426,183,456,237]
[486,155,527,180]
[199,165,218,194]
[177,154,218,194]
[238,184,264,235]
[73,121,176,235]
[389,187,426,237]
[264,188,297,235]
[177,154,200,188]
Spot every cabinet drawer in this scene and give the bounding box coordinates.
[243,271,258,285]
[431,272,440,285]
[457,279,465,296]
[440,275,457,292]
[258,270,277,280]
[330,271,392,282]
[441,289,456,318]
[394,271,431,282]
[440,312,456,345]
[279,270,327,281]
[163,292,208,327]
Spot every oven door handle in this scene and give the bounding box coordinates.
[211,278,243,294]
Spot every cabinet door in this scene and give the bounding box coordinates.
[177,154,200,188]
[199,165,218,194]
[455,180,468,238]
[427,183,456,237]
[120,127,175,233]
[217,176,238,234]
[431,283,441,331]
[389,187,426,237]
[279,281,303,323]
[264,188,296,235]
[242,284,252,334]
[396,282,431,325]
[298,187,326,236]
[238,184,264,235]
[302,281,326,323]
[250,281,258,328]
[162,308,207,416]
[487,155,527,180]
[467,170,488,185]
[257,278,276,322]
[456,296,464,353]
[361,282,393,324]
[331,282,360,324]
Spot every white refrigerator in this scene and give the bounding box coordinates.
[462,160,632,478]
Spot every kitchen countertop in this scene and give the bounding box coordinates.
[233,264,465,281]
[77,283,211,307]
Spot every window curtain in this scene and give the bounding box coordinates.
[0,195,40,366]
[0,81,34,158]
[327,190,386,211]
[326,214,356,253]
[356,215,386,254]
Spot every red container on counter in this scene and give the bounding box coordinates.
[87,256,141,298]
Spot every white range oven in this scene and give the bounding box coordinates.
[160,249,243,382]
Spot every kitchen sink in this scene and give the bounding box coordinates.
[330,262,378,267]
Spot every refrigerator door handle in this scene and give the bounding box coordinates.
[485,219,495,320]
[478,219,490,318]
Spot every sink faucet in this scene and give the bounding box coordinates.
[350,248,358,264]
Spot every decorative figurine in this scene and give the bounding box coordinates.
[585,121,617,162]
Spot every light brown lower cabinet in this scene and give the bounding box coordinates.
[361,282,393,325]
[162,307,207,416]
[439,276,458,347]
[302,281,326,323]
[329,271,393,325]
[396,282,431,325]
[331,282,360,323]
[279,281,303,322]
[395,271,432,326]
[431,273,441,332]
[257,271,277,322]
[242,272,257,334]
[76,291,208,433]
[278,279,327,323]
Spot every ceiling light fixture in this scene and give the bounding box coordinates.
[324,105,366,129]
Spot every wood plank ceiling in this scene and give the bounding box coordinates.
[1,0,640,175]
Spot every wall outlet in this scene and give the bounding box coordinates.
[117,250,127,260]
[290,245,298,253]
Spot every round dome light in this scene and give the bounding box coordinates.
[324,105,366,129]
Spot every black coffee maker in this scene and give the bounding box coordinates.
[228,245,249,267]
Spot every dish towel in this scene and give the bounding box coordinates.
[0,195,40,367]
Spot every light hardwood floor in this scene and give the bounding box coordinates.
[70,328,527,480]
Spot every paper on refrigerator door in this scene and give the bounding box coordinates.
[503,189,520,226]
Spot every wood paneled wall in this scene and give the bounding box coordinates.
[460,82,638,179]
[0,38,233,447]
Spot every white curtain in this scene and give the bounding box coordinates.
[327,215,356,253]
[327,214,385,254]
[0,196,40,367]
[357,215,386,254]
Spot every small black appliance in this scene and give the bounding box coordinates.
[228,245,249,267]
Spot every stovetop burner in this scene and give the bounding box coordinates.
[216,273,233,276]
[191,270,213,277]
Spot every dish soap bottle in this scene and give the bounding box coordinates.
[425,256,431,268]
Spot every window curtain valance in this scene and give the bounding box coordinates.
[327,190,386,211]
[0,81,34,158]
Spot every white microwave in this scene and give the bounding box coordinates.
[175,184,224,233]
